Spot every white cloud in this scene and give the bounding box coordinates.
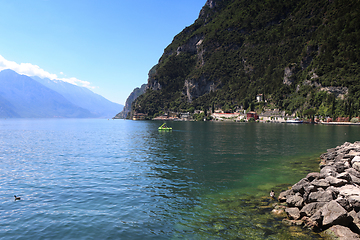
[0,54,95,89]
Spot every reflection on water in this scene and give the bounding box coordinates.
[0,119,359,239]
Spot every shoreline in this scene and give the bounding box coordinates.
[273,141,360,239]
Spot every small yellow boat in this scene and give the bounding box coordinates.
[158,123,172,131]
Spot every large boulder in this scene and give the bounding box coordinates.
[325,176,348,187]
[300,202,326,217]
[323,225,360,240]
[291,178,310,194]
[321,201,352,227]
[349,196,360,211]
[285,207,301,220]
[308,189,335,203]
[306,172,320,181]
[311,179,330,188]
[338,185,360,197]
[278,189,294,202]
[320,166,337,178]
[286,193,304,207]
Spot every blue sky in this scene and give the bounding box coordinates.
[0,0,206,105]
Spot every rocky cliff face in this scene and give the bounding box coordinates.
[132,0,360,118]
[113,83,147,119]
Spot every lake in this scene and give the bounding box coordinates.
[1,119,360,239]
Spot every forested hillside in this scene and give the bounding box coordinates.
[132,0,360,119]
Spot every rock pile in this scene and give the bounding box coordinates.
[274,141,360,239]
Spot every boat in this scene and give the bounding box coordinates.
[285,118,303,124]
[158,123,172,131]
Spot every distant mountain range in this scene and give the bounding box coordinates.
[0,69,123,118]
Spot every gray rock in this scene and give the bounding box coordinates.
[334,161,348,173]
[349,210,360,229]
[320,166,337,178]
[286,193,304,207]
[311,179,330,188]
[278,189,294,202]
[323,225,360,239]
[310,209,323,223]
[308,189,334,202]
[322,200,351,227]
[349,196,360,211]
[338,185,360,197]
[353,162,360,172]
[349,174,360,185]
[325,176,348,187]
[291,178,309,194]
[346,168,360,178]
[306,172,320,182]
[302,216,319,229]
[337,172,352,182]
[285,207,301,220]
[300,202,326,217]
[336,197,352,212]
[352,156,360,164]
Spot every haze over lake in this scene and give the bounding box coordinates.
[1,119,359,239]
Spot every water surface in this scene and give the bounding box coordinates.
[1,119,359,239]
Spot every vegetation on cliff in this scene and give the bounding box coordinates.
[132,0,360,119]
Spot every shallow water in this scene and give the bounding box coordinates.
[1,119,359,239]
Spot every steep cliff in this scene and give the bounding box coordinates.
[113,83,147,119]
[133,0,360,118]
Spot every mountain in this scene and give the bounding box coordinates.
[32,76,123,118]
[132,0,360,119]
[0,69,95,118]
[113,84,147,119]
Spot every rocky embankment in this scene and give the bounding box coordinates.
[274,142,360,239]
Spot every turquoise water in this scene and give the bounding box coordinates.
[1,119,359,239]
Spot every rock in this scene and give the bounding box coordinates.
[323,225,360,239]
[320,166,337,178]
[349,196,360,211]
[347,168,360,178]
[285,207,301,220]
[321,200,352,227]
[291,178,309,194]
[311,179,330,188]
[325,176,348,187]
[274,142,360,236]
[334,161,348,173]
[310,209,323,223]
[349,174,360,185]
[306,172,320,181]
[349,210,360,229]
[352,156,360,164]
[348,150,360,157]
[353,162,360,172]
[300,202,326,217]
[271,208,285,216]
[337,172,352,182]
[286,193,304,207]
[302,216,319,229]
[308,189,335,203]
[338,185,360,197]
[336,197,352,212]
[278,189,294,202]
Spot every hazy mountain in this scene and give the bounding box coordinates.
[32,76,123,118]
[0,69,95,118]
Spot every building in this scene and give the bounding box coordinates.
[132,113,147,120]
[256,94,263,102]
[246,111,259,120]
